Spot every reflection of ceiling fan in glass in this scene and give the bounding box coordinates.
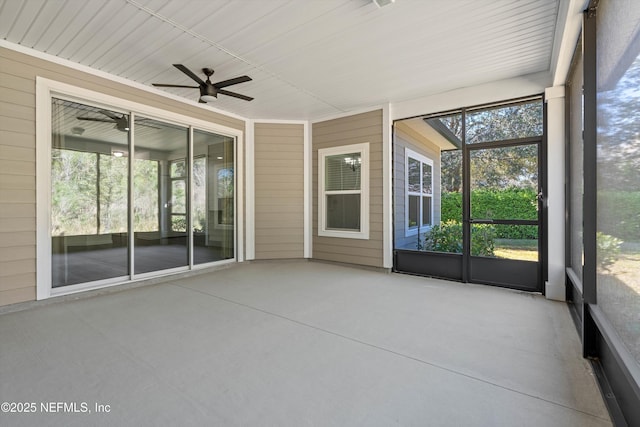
[76,110,159,132]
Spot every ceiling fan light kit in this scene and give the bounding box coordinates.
[153,64,253,103]
[373,0,395,8]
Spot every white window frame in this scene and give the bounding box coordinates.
[405,148,434,237]
[36,77,244,300]
[318,143,370,239]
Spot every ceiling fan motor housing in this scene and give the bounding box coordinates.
[200,83,217,99]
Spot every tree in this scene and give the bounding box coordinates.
[597,55,640,191]
[438,101,542,193]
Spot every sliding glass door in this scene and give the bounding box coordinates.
[133,117,189,275]
[50,98,236,289]
[51,100,130,287]
[193,130,235,264]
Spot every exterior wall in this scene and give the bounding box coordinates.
[312,110,383,267]
[254,123,304,259]
[393,132,441,251]
[0,46,245,307]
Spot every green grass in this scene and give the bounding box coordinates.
[493,239,538,261]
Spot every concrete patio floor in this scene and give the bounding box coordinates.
[0,260,611,426]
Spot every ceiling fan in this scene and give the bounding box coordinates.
[153,64,253,102]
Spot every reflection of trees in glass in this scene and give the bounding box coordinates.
[192,157,207,232]
[99,154,128,233]
[218,168,234,226]
[52,152,160,235]
[134,159,159,232]
[52,150,131,236]
[51,149,98,236]
[407,158,420,192]
[170,160,185,178]
[217,168,234,198]
[171,180,186,214]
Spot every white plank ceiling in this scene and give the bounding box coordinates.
[1,0,562,120]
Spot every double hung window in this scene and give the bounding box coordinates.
[406,149,433,236]
[318,143,369,239]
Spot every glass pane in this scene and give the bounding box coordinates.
[51,99,129,287]
[170,160,185,178]
[171,180,186,214]
[471,224,538,261]
[134,117,188,274]
[596,0,640,364]
[465,100,543,144]
[193,130,235,264]
[408,195,419,229]
[407,157,420,192]
[133,159,158,231]
[470,145,538,220]
[422,162,432,194]
[326,194,360,231]
[99,154,128,234]
[326,152,361,191]
[422,197,432,226]
[171,215,186,232]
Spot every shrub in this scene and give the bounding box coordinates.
[596,232,623,270]
[441,189,538,239]
[422,220,463,253]
[597,191,640,241]
[422,220,495,256]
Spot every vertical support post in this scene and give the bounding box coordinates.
[383,104,393,269]
[245,120,255,261]
[544,86,566,300]
[461,109,470,282]
[582,6,598,357]
[304,121,312,259]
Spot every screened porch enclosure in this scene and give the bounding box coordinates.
[50,99,235,288]
[393,98,544,291]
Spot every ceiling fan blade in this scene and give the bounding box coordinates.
[152,83,199,88]
[77,117,115,123]
[218,89,254,101]
[99,110,121,120]
[135,119,161,129]
[214,75,252,89]
[173,64,206,85]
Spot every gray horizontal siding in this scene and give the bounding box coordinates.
[254,123,304,259]
[0,46,245,306]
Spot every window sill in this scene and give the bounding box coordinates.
[319,228,369,240]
